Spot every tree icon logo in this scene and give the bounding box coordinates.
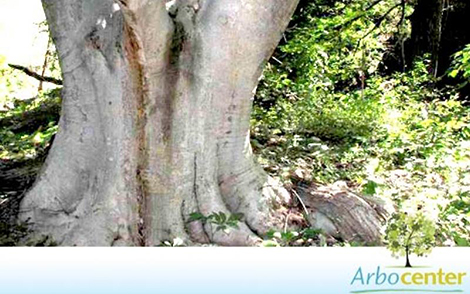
[385,211,436,268]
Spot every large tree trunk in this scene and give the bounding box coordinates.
[408,0,444,75]
[19,0,299,246]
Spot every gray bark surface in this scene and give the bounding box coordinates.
[20,0,299,246]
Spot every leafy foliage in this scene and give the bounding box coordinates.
[189,212,244,234]
[252,0,470,249]
[0,42,60,162]
[0,89,60,161]
[0,20,61,245]
[449,44,470,80]
[0,220,56,246]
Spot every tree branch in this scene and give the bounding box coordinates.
[8,64,62,86]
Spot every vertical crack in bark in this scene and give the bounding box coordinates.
[168,18,185,67]
[121,7,149,246]
[119,0,204,245]
[189,152,211,242]
[160,14,185,142]
[191,154,202,226]
[192,154,198,202]
[135,168,147,246]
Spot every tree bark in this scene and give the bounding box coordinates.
[408,0,444,75]
[19,0,299,246]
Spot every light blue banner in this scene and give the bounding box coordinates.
[0,247,468,293]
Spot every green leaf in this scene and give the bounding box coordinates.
[449,69,459,78]
[188,212,205,222]
[363,180,378,195]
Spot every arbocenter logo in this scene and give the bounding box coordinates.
[350,266,467,293]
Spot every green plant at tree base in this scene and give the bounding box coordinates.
[0,88,60,161]
[188,212,244,235]
[385,211,436,268]
[263,228,324,247]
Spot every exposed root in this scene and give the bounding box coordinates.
[297,181,393,245]
[185,153,261,246]
[218,163,292,237]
